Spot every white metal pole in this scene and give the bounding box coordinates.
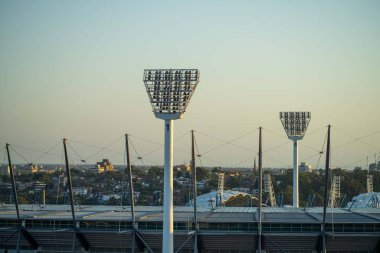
[293,140,299,208]
[163,119,174,253]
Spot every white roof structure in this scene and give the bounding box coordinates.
[188,190,249,209]
[346,192,380,208]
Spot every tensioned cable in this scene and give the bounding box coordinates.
[197,129,258,155]
[263,127,288,140]
[264,127,325,153]
[70,135,124,161]
[173,131,192,142]
[130,131,191,146]
[332,130,380,151]
[11,143,62,160]
[333,127,379,152]
[304,133,349,168]
[304,126,328,137]
[341,152,380,169]
[8,145,31,164]
[130,131,191,160]
[11,142,83,164]
[234,156,254,167]
[34,141,62,164]
[195,155,222,167]
[129,138,145,166]
[194,134,203,168]
[301,153,322,163]
[263,141,291,154]
[1,148,6,181]
[196,128,289,167]
[132,156,159,166]
[197,129,289,166]
[128,134,163,146]
[67,142,86,163]
[315,129,328,170]
[265,126,344,167]
[69,140,124,156]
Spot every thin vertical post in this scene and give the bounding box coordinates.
[163,119,174,253]
[42,189,46,206]
[191,130,198,253]
[258,127,263,253]
[63,139,76,223]
[6,144,21,253]
[293,140,299,207]
[322,125,331,253]
[125,134,136,253]
[63,138,77,253]
[6,144,20,221]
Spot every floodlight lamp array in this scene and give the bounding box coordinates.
[280,112,311,140]
[143,69,199,119]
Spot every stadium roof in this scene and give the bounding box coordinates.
[1,204,380,224]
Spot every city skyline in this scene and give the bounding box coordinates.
[1,1,379,169]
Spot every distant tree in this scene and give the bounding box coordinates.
[212,167,220,173]
[106,197,120,206]
[369,163,376,171]
[196,167,210,181]
[131,166,146,177]
[147,166,164,180]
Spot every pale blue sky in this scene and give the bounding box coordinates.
[1,1,379,169]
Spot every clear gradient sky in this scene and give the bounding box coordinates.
[1,1,379,169]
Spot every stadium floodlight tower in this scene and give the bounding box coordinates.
[280,112,311,208]
[143,69,200,253]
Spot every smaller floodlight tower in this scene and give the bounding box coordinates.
[144,69,200,253]
[280,112,311,207]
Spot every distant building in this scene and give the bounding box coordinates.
[52,174,67,190]
[97,159,114,173]
[197,181,206,190]
[30,164,39,173]
[72,187,90,195]
[299,162,312,173]
[176,164,191,172]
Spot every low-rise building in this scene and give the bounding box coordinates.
[97,159,114,173]
[299,162,312,173]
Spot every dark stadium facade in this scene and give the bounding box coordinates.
[0,205,379,252]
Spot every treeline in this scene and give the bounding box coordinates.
[272,167,380,207]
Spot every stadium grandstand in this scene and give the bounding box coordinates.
[0,204,379,252]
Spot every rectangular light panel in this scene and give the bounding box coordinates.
[280,112,311,139]
[143,69,200,116]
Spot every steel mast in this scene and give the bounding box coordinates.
[280,112,311,207]
[143,69,200,253]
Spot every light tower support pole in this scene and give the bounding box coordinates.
[279,112,311,208]
[293,140,299,207]
[143,69,200,253]
[163,119,174,253]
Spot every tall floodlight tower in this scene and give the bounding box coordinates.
[280,112,311,207]
[143,69,200,253]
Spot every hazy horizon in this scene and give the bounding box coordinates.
[1,1,379,170]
